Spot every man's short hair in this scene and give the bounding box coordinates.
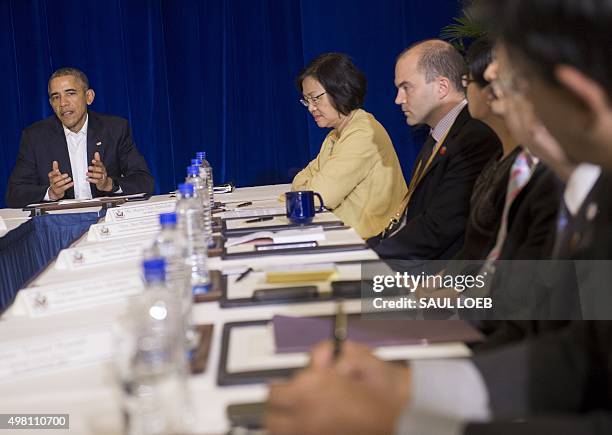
[465,37,494,88]
[482,0,612,98]
[398,39,466,93]
[48,67,90,94]
[296,53,367,116]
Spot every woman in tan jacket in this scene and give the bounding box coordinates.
[292,53,407,239]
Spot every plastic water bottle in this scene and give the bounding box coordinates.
[121,258,193,435]
[196,151,214,210]
[146,213,196,349]
[175,183,211,295]
[185,165,214,247]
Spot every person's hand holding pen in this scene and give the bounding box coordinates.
[310,340,411,403]
[265,314,412,435]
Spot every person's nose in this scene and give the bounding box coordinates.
[394,89,405,105]
[484,60,499,82]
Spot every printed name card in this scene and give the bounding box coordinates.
[22,275,144,317]
[105,200,176,223]
[56,239,150,270]
[87,216,160,241]
[0,328,113,380]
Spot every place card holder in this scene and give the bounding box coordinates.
[189,324,214,374]
[207,234,225,257]
[193,270,223,303]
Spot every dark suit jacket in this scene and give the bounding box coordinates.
[367,107,502,260]
[463,177,612,434]
[466,321,612,435]
[468,165,573,346]
[5,111,154,208]
[554,174,609,260]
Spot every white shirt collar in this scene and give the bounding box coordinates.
[431,100,467,142]
[564,163,601,216]
[62,113,88,137]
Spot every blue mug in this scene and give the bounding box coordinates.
[285,191,325,224]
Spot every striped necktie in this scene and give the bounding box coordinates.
[485,150,538,262]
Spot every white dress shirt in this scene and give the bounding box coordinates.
[563,163,601,216]
[45,115,92,200]
[395,359,491,435]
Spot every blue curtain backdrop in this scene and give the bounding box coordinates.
[0,0,461,208]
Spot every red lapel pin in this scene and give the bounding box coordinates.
[439,146,447,156]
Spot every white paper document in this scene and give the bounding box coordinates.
[21,275,144,317]
[56,239,150,269]
[87,216,160,241]
[226,263,363,300]
[219,206,286,219]
[225,226,326,248]
[226,324,471,374]
[105,200,176,222]
[0,328,114,381]
[224,211,340,230]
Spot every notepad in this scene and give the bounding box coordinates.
[264,263,337,283]
[225,226,325,248]
[272,315,484,353]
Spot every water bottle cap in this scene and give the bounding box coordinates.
[191,158,202,166]
[187,165,199,176]
[196,151,206,160]
[142,257,166,282]
[159,212,177,227]
[178,183,194,196]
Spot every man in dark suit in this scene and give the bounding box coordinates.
[5,67,154,208]
[367,39,501,260]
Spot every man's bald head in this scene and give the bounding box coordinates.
[398,39,466,93]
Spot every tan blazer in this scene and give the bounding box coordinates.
[292,109,407,239]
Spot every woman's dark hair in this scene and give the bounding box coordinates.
[296,53,366,115]
[465,38,493,88]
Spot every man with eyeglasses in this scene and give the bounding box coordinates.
[6,67,154,208]
[367,39,501,262]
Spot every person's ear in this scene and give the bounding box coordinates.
[437,77,451,99]
[86,89,95,105]
[556,65,609,116]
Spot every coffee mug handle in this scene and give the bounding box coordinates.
[313,192,325,213]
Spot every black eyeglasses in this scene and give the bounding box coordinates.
[461,75,476,88]
[300,91,326,107]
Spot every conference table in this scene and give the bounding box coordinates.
[0,184,471,435]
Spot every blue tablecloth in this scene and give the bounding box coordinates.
[0,212,101,310]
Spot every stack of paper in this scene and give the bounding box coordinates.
[225,226,326,248]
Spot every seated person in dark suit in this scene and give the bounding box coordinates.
[264,1,612,434]
[420,40,566,325]
[367,39,502,261]
[5,67,154,208]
